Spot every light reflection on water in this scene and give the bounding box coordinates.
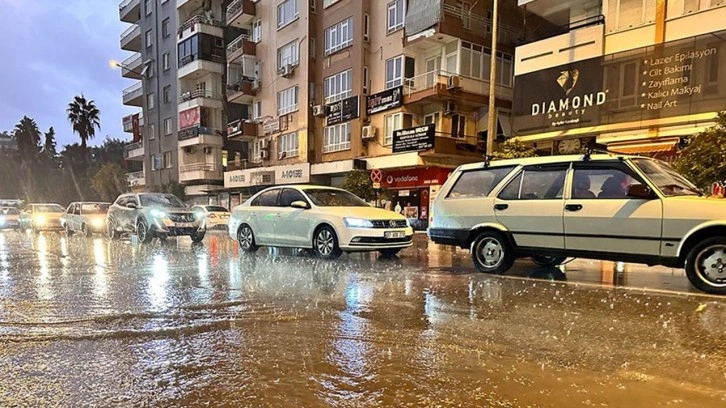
[148,254,169,310]
[36,235,53,302]
[329,277,374,383]
[92,238,108,299]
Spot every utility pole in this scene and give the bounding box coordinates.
[486,0,499,156]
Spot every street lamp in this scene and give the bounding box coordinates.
[486,0,499,157]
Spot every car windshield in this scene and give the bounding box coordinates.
[632,159,702,197]
[305,189,369,207]
[205,206,228,212]
[35,204,64,213]
[139,194,186,208]
[82,203,110,214]
[2,208,20,215]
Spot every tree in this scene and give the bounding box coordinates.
[493,139,537,159]
[14,116,41,158]
[91,163,129,202]
[673,112,726,191]
[67,95,101,149]
[339,170,380,202]
[43,127,57,158]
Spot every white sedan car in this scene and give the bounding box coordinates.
[192,205,230,231]
[228,185,414,258]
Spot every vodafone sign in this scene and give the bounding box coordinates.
[381,167,452,189]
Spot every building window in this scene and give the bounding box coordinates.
[324,17,352,55]
[163,85,171,104]
[148,123,156,140]
[323,0,340,7]
[384,112,412,145]
[164,118,172,135]
[310,0,316,13]
[163,151,173,169]
[451,113,466,138]
[324,69,352,104]
[387,0,405,33]
[386,55,415,89]
[323,122,351,153]
[252,139,265,162]
[147,93,155,110]
[253,101,262,120]
[162,18,170,37]
[277,0,299,29]
[363,66,369,95]
[252,20,261,43]
[163,52,170,71]
[144,0,152,15]
[277,40,299,70]
[278,86,299,115]
[145,29,153,48]
[497,52,513,87]
[424,112,439,130]
[277,132,299,158]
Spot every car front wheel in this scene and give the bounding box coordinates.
[65,223,74,237]
[314,226,342,260]
[471,231,514,274]
[685,237,726,295]
[190,230,205,243]
[531,255,567,267]
[107,218,120,240]
[237,224,259,252]
[136,218,153,244]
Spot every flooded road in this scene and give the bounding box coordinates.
[1,231,725,407]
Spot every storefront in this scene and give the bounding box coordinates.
[223,162,311,205]
[378,166,453,230]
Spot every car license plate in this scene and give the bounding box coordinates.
[174,222,192,228]
[384,231,406,239]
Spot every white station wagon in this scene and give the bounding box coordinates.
[428,153,726,294]
[229,185,414,259]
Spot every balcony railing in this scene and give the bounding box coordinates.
[127,171,145,180]
[180,163,222,173]
[179,89,216,103]
[120,24,138,40]
[123,141,144,158]
[123,82,142,97]
[403,69,512,99]
[178,126,220,141]
[227,33,252,54]
[226,0,255,23]
[179,53,225,68]
[441,4,522,42]
[177,14,224,36]
[119,0,136,10]
[226,159,262,171]
[122,52,141,68]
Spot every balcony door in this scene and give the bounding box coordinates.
[425,57,440,88]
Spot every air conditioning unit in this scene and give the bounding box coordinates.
[251,78,261,90]
[259,139,269,149]
[203,147,212,154]
[447,75,462,90]
[362,125,377,140]
[444,101,457,115]
[279,64,293,78]
[313,105,326,117]
[259,150,269,159]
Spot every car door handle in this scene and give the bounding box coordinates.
[494,204,508,211]
[565,204,583,212]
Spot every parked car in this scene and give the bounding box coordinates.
[0,207,21,230]
[428,153,726,294]
[61,202,111,237]
[106,193,206,243]
[18,203,65,233]
[191,205,230,231]
[228,185,414,259]
[0,199,23,209]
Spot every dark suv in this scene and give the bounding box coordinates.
[107,193,205,243]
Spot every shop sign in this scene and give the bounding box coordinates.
[225,163,310,189]
[392,124,435,153]
[513,30,726,136]
[251,171,275,186]
[381,167,452,189]
[179,107,200,129]
[327,95,360,126]
[366,86,403,115]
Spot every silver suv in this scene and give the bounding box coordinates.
[107,193,205,243]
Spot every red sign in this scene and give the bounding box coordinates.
[179,107,200,129]
[131,113,141,142]
[370,168,383,183]
[381,167,452,189]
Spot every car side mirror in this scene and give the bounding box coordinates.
[290,200,309,209]
[627,184,655,199]
[126,202,137,209]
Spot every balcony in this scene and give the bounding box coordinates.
[122,82,143,107]
[177,14,224,42]
[121,52,142,79]
[418,133,486,161]
[127,170,146,187]
[178,126,224,148]
[405,1,523,47]
[179,163,223,183]
[227,119,258,142]
[403,70,513,109]
[122,112,144,132]
[226,78,257,104]
[120,24,141,52]
[226,159,262,172]
[178,54,225,80]
[226,0,256,28]
[119,0,140,23]
[178,89,224,110]
[124,141,144,160]
[227,33,256,62]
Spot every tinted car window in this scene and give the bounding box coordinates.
[139,194,185,207]
[499,166,567,200]
[305,189,368,207]
[36,204,65,213]
[82,203,110,214]
[2,208,20,215]
[278,189,307,207]
[573,167,644,199]
[205,206,229,212]
[447,167,514,199]
[252,190,280,207]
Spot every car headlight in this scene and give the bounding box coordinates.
[34,215,46,225]
[150,209,167,219]
[344,217,374,228]
[92,218,104,227]
[0,217,5,226]
[405,218,411,227]
[194,211,205,220]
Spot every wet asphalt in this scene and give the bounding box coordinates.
[1,230,725,407]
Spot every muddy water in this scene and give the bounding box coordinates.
[1,232,725,407]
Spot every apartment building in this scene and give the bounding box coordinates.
[512,0,726,159]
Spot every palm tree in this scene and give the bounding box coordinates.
[67,95,101,149]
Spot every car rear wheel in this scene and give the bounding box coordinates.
[81,223,91,237]
[471,231,514,274]
[685,237,726,295]
[531,255,567,267]
[136,218,153,244]
[314,226,342,260]
[107,218,120,240]
[237,224,259,252]
[64,223,74,237]
[378,248,402,258]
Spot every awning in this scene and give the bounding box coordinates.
[607,138,679,155]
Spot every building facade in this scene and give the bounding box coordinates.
[512,0,726,158]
